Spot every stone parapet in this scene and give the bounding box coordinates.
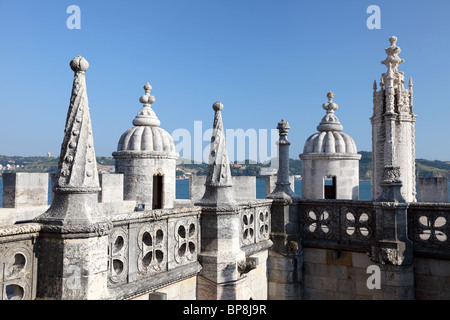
[189,175,257,204]
[2,172,49,208]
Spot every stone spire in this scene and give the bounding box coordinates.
[197,101,235,206]
[317,91,343,132]
[55,56,99,192]
[132,82,160,127]
[36,56,109,233]
[267,119,299,202]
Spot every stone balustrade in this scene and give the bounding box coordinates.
[238,200,273,255]
[106,206,202,299]
[299,199,377,251]
[299,199,450,258]
[408,202,450,253]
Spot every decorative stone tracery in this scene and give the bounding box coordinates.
[137,223,167,275]
[0,242,34,300]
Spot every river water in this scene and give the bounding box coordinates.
[0,178,373,206]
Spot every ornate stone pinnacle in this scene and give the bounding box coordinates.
[70,56,89,73]
[317,91,343,132]
[382,36,405,72]
[133,82,160,127]
[322,91,338,113]
[139,82,156,105]
[277,119,290,135]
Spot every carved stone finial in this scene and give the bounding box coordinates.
[213,101,224,111]
[389,36,397,46]
[382,36,405,73]
[327,91,335,101]
[322,91,338,113]
[139,83,156,105]
[409,77,413,89]
[277,119,290,135]
[373,80,378,91]
[133,82,160,127]
[70,56,89,73]
[317,91,343,132]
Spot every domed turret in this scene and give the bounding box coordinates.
[299,92,361,200]
[113,83,178,209]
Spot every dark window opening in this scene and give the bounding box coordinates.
[153,174,163,209]
[324,176,336,199]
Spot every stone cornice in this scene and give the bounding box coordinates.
[111,206,202,226]
[112,150,178,160]
[299,153,362,161]
[0,223,42,238]
[38,220,114,238]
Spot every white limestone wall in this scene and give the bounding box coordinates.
[303,248,415,300]
[417,177,449,203]
[371,117,384,201]
[264,175,295,197]
[115,157,176,208]
[301,158,359,200]
[395,120,416,202]
[131,276,198,300]
[414,257,450,299]
[243,250,269,300]
[189,175,256,203]
[371,117,416,202]
[2,172,49,208]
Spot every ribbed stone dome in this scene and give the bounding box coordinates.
[114,82,177,156]
[303,131,357,154]
[117,126,175,153]
[301,91,358,155]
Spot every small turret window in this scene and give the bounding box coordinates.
[153,174,163,209]
[324,176,336,199]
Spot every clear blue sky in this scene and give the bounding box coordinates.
[0,0,449,161]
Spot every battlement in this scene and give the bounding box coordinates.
[0,172,137,225]
[417,177,449,203]
[2,173,49,208]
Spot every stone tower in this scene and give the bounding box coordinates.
[300,92,361,200]
[113,83,178,209]
[371,36,417,202]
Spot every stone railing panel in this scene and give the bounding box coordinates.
[408,203,450,250]
[107,207,200,289]
[0,223,40,300]
[239,200,272,252]
[299,200,376,249]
